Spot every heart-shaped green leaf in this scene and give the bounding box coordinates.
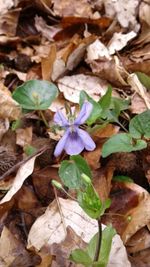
[102,133,147,157]
[12,80,58,110]
[129,110,150,138]
[59,155,92,189]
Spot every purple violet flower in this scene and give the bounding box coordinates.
[54,102,96,157]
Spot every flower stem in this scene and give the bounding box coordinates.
[38,110,49,128]
[94,218,102,262]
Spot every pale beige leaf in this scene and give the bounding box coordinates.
[0,87,21,121]
[122,193,150,244]
[16,127,33,147]
[0,0,14,15]
[86,39,111,61]
[128,73,150,109]
[35,16,62,41]
[0,156,37,204]
[27,198,131,267]
[104,0,140,32]
[0,119,9,142]
[139,1,150,26]
[52,0,93,18]
[27,198,98,250]
[108,31,137,55]
[58,74,108,103]
[0,226,20,266]
[0,226,38,267]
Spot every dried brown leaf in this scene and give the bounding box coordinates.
[0,9,20,36]
[0,85,21,121]
[0,119,9,142]
[27,198,131,267]
[16,127,33,148]
[122,193,150,243]
[0,155,37,204]
[58,74,108,103]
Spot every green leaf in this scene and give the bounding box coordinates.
[136,72,150,89]
[24,145,37,156]
[70,249,92,266]
[102,133,147,158]
[129,110,150,138]
[80,90,102,125]
[11,119,23,131]
[110,97,130,111]
[98,226,116,267]
[77,183,103,219]
[59,155,92,189]
[99,86,112,118]
[86,233,98,261]
[113,175,133,183]
[12,80,58,110]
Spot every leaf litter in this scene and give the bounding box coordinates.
[0,1,149,267]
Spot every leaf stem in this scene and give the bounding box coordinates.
[38,110,49,128]
[94,218,102,262]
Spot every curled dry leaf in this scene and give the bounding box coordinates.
[130,93,150,114]
[51,0,94,18]
[104,0,140,32]
[122,193,150,244]
[102,181,150,244]
[51,35,96,81]
[0,119,9,142]
[0,226,39,267]
[139,1,150,27]
[58,74,108,103]
[126,227,150,253]
[0,0,14,15]
[128,73,150,110]
[35,16,62,41]
[0,155,37,204]
[86,39,111,61]
[86,32,136,62]
[0,8,20,36]
[27,198,131,267]
[0,85,21,121]
[108,31,137,55]
[16,127,33,148]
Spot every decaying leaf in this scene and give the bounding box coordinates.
[104,0,140,32]
[51,0,95,18]
[35,16,62,41]
[108,31,137,55]
[128,73,150,110]
[0,226,40,267]
[122,193,150,244]
[102,181,150,244]
[51,35,96,81]
[16,127,33,148]
[0,0,14,15]
[0,8,20,36]
[0,85,21,121]
[0,155,37,204]
[58,74,108,103]
[0,119,9,142]
[27,198,131,267]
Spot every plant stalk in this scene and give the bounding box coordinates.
[39,110,49,128]
[94,218,102,262]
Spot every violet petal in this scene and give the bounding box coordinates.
[74,102,93,125]
[54,110,69,127]
[54,129,69,157]
[77,128,96,151]
[64,131,84,155]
